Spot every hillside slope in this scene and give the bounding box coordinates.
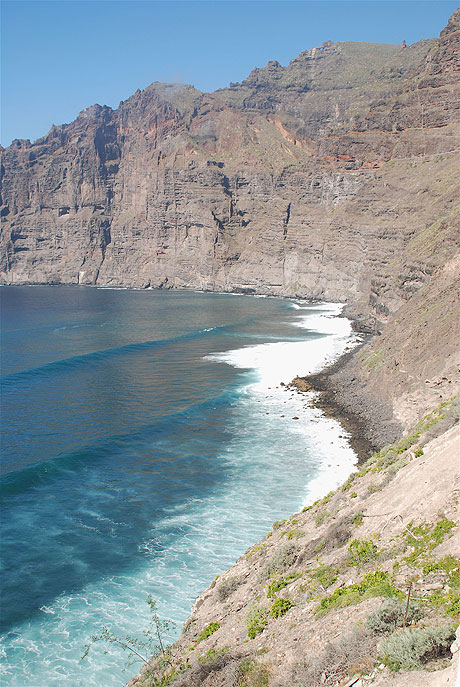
[127,405,459,687]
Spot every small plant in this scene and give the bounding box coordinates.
[315,510,331,527]
[414,448,424,458]
[317,570,401,615]
[216,576,241,602]
[259,543,298,580]
[197,622,220,642]
[290,628,376,686]
[198,646,229,665]
[282,528,306,540]
[311,564,338,590]
[404,517,456,565]
[267,573,301,598]
[237,657,270,686]
[82,595,175,668]
[351,512,364,526]
[246,604,269,639]
[366,598,424,634]
[380,623,457,671]
[350,491,357,498]
[347,538,379,566]
[270,598,293,618]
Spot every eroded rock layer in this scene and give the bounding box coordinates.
[1,11,459,336]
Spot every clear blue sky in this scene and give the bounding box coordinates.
[1,1,458,146]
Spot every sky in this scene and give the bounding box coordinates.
[1,0,458,146]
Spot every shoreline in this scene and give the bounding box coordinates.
[289,343,377,465]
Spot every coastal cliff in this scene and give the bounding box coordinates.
[1,9,459,687]
[1,11,459,334]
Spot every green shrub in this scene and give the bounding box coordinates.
[197,622,220,642]
[350,492,357,498]
[289,629,376,686]
[246,604,268,639]
[347,539,379,566]
[404,518,456,565]
[367,599,424,634]
[267,573,301,598]
[311,565,338,590]
[414,448,424,458]
[380,623,457,671]
[272,519,286,530]
[282,528,306,540]
[317,570,401,615]
[351,512,364,526]
[198,646,229,665]
[270,598,293,618]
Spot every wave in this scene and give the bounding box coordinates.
[0,323,242,390]
[0,390,240,499]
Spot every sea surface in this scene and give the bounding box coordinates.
[0,286,360,686]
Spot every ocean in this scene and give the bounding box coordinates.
[0,286,359,686]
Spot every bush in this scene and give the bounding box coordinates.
[367,599,424,634]
[287,629,376,686]
[216,576,241,602]
[317,570,401,615]
[351,512,364,526]
[315,510,331,527]
[259,543,298,580]
[197,622,220,642]
[311,564,338,590]
[380,623,457,671]
[347,539,379,566]
[246,604,268,639]
[267,573,301,598]
[270,598,293,618]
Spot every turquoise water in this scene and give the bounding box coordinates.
[0,286,358,686]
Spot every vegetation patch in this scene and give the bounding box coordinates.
[198,646,230,665]
[289,628,376,686]
[366,598,424,634]
[351,512,364,526]
[197,622,220,643]
[267,573,301,598]
[311,564,338,590]
[380,623,457,671]
[270,598,293,618]
[403,517,456,565]
[216,576,241,602]
[317,570,402,616]
[246,604,269,639]
[347,538,380,566]
[315,510,331,527]
[282,528,306,540]
[259,543,298,581]
[237,657,270,687]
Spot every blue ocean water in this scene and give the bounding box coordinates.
[0,286,359,686]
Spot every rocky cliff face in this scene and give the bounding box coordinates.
[1,11,459,335]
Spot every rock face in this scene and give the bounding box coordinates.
[1,11,459,334]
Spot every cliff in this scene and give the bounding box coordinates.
[1,11,459,334]
[1,10,460,687]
